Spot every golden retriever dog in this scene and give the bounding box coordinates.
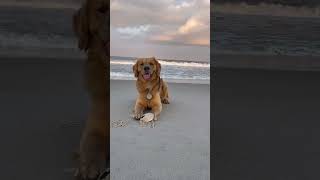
[133,57,170,122]
[73,0,109,179]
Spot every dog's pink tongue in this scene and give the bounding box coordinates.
[143,74,151,80]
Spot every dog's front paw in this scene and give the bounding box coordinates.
[74,135,106,180]
[74,149,105,180]
[74,162,100,180]
[162,98,170,104]
[134,111,144,120]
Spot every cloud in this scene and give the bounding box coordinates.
[111,0,210,46]
[178,16,206,34]
[171,0,194,9]
[116,25,150,38]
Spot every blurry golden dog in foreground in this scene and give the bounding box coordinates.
[133,57,170,121]
[73,0,109,179]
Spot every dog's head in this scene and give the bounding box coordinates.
[72,0,109,51]
[133,57,161,81]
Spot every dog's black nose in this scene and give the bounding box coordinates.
[144,66,150,71]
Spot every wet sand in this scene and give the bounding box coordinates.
[214,53,320,71]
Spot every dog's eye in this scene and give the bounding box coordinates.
[140,63,143,66]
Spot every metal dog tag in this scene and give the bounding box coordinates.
[146,93,153,100]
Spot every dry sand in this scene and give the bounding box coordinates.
[214,67,320,179]
[0,58,87,179]
[110,80,210,180]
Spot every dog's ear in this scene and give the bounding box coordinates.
[154,58,161,77]
[73,6,89,51]
[133,60,139,78]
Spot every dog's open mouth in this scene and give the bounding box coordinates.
[143,73,151,80]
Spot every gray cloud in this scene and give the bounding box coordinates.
[111,0,210,47]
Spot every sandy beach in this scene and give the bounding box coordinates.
[110,80,210,180]
[0,56,210,179]
[0,57,88,179]
[3,52,320,180]
[214,67,320,179]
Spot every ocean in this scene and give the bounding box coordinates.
[213,12,320,56]
[0,6,210,83]
[1,6,320,83]
[111,56,210,83]
[2,6,320,56]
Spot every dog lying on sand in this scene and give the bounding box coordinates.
[133,57,170,122]
[72,0,109,179]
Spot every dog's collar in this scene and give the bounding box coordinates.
[145,77,161,100]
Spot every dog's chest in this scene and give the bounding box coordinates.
[145,83,153,100]
[146,83,152,90]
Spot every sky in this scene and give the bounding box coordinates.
[110,0,210,62]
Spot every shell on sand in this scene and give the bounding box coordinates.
[140,113,154,122]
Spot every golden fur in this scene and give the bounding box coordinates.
[133,57,170,120]
[73,0,109,179]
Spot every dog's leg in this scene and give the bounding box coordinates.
[134,101,145,120]
[150,120,155,128]
[161,83,170,104]
[76,100,107,180]
[151,104,162,121]
[161,96,170,104]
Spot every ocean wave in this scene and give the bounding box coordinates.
[111,59,210,68]
[110,72,210,81]
[0,32,75,49]
[110,72,135,80]
[213,12,320,56]
[214,3,320,17]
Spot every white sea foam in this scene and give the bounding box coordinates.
[110,71,210,81]
[111,59,210,68]
[110,57,210,83]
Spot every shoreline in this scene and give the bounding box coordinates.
[213,3,320,18]
[110,78,210,85]
[213,53,320,72]
[2,51,320,72]
[111,55,210,63]
[0,56,209,85]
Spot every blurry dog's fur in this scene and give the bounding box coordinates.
[73,0,109,179]
[133,57,170,121]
